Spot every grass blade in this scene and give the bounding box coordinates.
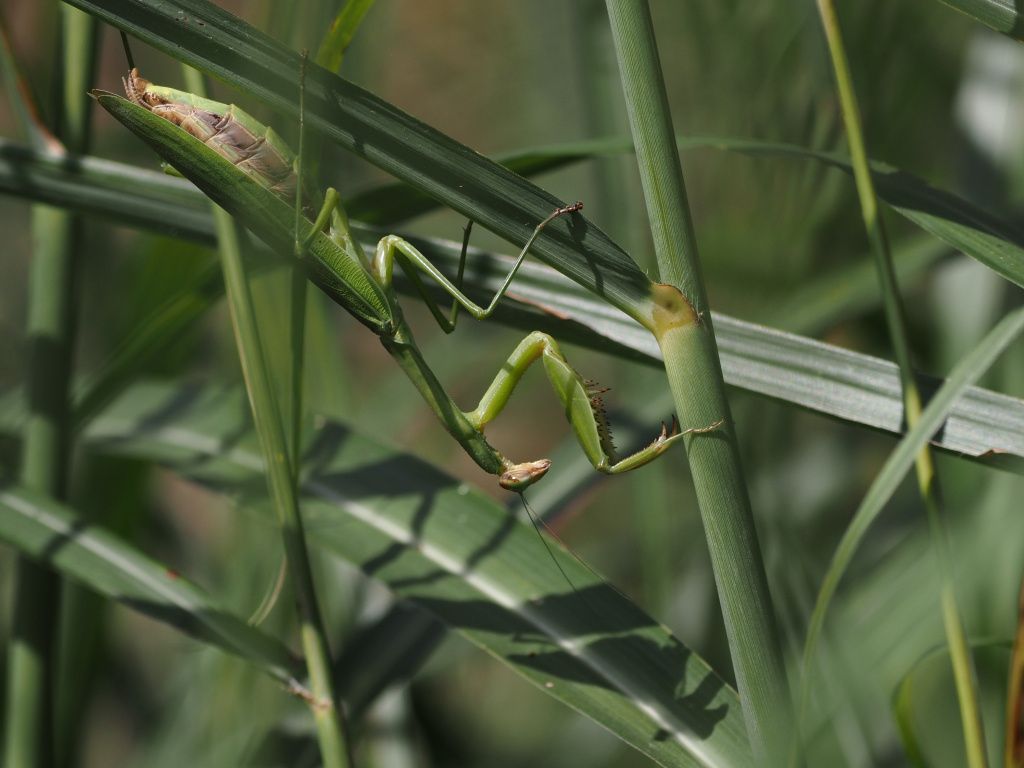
[67,0,657,319]
[927,0,1024,40]
[0,481,299,683]
[75,379,753,768]
[799,303,1024,756]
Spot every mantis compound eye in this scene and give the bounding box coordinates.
[499,460,552,492]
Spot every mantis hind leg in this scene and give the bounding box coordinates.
[467,331,722,491]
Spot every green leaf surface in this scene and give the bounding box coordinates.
[4,139,1023,468]
[708,137,1024,291]
[798,303,1024,736]
[77,379,751,768]
[0,480,298,683]
[345,134,1024,292]
[415,242,1024,473]
[930,0,1024,40]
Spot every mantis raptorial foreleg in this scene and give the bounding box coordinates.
[303,190,718,490]
[95,68,721,492]
[467,331,722,490]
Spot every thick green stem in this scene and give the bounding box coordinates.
[813,3,986,765]
[604,3,793,766]
[6,205,77,768]
[4,8,96,767]
[214,209,352,768]
[185,66,353,768]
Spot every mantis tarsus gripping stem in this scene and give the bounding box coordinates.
[95,72,720,492]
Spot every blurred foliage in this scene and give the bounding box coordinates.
[2,0,1024,767]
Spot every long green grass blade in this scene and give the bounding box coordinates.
[0,239,1022,474]
[65,0,656,320]
[928,0,1024,40]
[0,480,298,682]
[66,380,752,768]
[0,230,1020,475]
[799,303,1024,749]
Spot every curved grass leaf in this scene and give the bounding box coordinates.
[798,304,1024,739]
[891,636,1012,768]
[345,134,1024,292]
[65,0,656,320]
[3,143,1023,468]
[928,0,1024,41]
[77,379,751,768]
[418,243,1024,472]
[0,480,298,683]
[495,136,1024,293]
[892,653,938,768]
[707,137,1024,290]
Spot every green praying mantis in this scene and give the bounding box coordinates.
[91,67,719,492]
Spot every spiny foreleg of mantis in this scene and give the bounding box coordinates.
[302,189,720,490]
[98,69,721,491]
[467,331,722,490]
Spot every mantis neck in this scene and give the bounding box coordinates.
[378,331,508,479]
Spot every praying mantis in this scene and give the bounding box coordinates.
[91,68,719,491]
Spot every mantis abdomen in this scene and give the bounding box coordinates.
[124,69,299,203]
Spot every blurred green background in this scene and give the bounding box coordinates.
[3,1,1024,766]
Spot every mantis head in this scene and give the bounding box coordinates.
[122,69,174,113]
[498,460,552,492]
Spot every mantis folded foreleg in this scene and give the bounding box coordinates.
[466,331,722,490]
[304,190,720,490]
